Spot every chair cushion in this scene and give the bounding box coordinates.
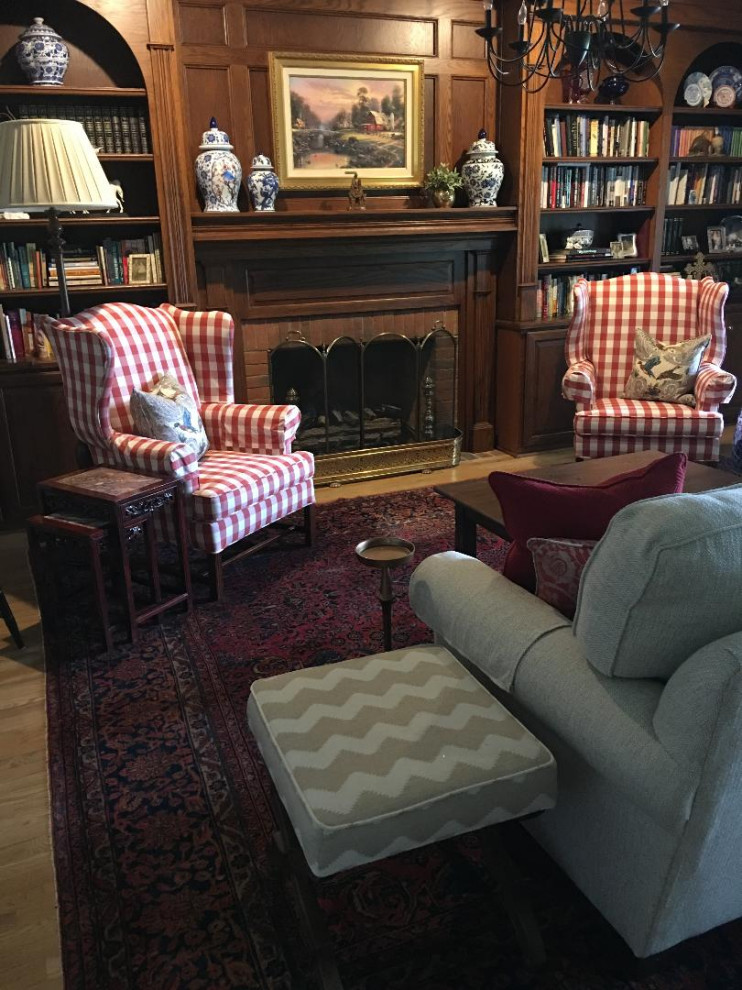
[488,453,687,592]
[527,537,597,618]
[191,448,315,521]
[624,329,710,405]
[247,645,556,877]
[574,398,722,438]
[574,485,742,679]
[130,374,209,459]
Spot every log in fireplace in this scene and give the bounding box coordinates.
[270,322,460,484]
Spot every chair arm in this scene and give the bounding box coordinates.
[562,360,597,408]
[695,362,737,412]
[105,432,200,492]
[201,402,301,455]
[409,551,571,692]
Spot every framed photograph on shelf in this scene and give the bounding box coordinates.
[618,232,638,258]
[269,52,424,190]
[539,233,550,263]
[610,241,625,259]
[707,226,726,254]
[127,253,152,284]
[681,235,699,252]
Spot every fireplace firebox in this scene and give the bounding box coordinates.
[269,322,461,485]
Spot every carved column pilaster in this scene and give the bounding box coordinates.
[466,248,497,452]
[147,42,198,308]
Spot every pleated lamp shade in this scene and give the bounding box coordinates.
[0,118,117,212]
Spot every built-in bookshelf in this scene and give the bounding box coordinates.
[660,100,742,295]
[537,103,660,321]
[0,84,164,346]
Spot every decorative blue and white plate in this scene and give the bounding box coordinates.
[710,65,742,104]
[685,72,712,107]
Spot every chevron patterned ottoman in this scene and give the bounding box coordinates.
[248,644,557,983]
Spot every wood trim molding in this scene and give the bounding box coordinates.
[147,43,199,307]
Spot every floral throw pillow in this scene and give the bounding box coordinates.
[623,328,710,405]
[527,537,598,619]
[130,373,209,459]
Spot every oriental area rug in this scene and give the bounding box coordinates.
[46,488,742,989]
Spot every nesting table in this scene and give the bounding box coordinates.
[37,467,192,645]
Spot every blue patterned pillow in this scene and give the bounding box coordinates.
[130,374,209,459]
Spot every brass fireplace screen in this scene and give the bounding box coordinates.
[269,323,461,483]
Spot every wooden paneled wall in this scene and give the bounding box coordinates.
[173,0,496,213]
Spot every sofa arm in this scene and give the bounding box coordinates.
[105,432,200,492]
[562,360,597,408]
[409,551,571,692]
[695,362,737,412]
[653,633,742,769]
[201,401,301,455]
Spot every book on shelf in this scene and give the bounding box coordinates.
[541,164,647,208]
[537,269,641,321]
[543,111,651,159]
[0,306,54,362]
[0,235,164,290]
[14,101,150,155]
[661,217,685,255]
[666,162,742,205]
[670,125,742,158]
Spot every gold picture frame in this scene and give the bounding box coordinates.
[269,52,424,190]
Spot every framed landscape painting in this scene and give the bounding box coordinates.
[269,53,424,190]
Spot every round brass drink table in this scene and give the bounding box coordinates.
[355,536,415,651]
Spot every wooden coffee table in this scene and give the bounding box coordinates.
[435,450,741,556]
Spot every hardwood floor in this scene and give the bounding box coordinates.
[0,443,609,988]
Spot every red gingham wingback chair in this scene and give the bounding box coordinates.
[45,302,315,598]
[562,272,737,461]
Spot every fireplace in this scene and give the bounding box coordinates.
[269,322,460,484]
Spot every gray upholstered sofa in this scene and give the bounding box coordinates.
[409,485,742,958]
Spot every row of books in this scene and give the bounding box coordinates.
[537,270,642,321]
[541,165,647,209]
[13,102,150,155]
[661,217,687,255]
[543,112,651,159]
[0,235,164,291]
[0,306,53,362]
[670,126,742,158]
[666,163,742,205]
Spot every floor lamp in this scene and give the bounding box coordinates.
[0,118,117,317]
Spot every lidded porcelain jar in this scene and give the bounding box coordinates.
[461,129,504,208]
[16,17,69,87]
[247,154,279,212]
[195,118,242,213]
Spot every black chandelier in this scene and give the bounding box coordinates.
[477,0,679,92]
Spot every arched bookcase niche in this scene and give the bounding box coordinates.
[673,42,742,105]
[0,0,143,89]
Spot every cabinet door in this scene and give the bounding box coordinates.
[0,369,78,527]
[523,329,574,450]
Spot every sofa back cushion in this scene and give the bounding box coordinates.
[574,485,742,679]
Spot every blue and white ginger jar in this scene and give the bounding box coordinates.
[16,18,69,87]
[461,130,504,208]
[247,154,279,212]
[195,118,242,213]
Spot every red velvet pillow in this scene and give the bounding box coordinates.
[489,453,687,591]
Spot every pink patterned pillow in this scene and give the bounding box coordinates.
[527,537,598,618]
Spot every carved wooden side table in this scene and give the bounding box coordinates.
[38,467,192,644]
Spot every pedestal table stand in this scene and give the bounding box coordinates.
[355,536,415,651]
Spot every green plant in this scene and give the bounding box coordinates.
[422,163,463,193]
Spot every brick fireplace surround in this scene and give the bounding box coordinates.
[192,209,518,478]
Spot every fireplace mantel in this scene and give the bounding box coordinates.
[191,207,517,243]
